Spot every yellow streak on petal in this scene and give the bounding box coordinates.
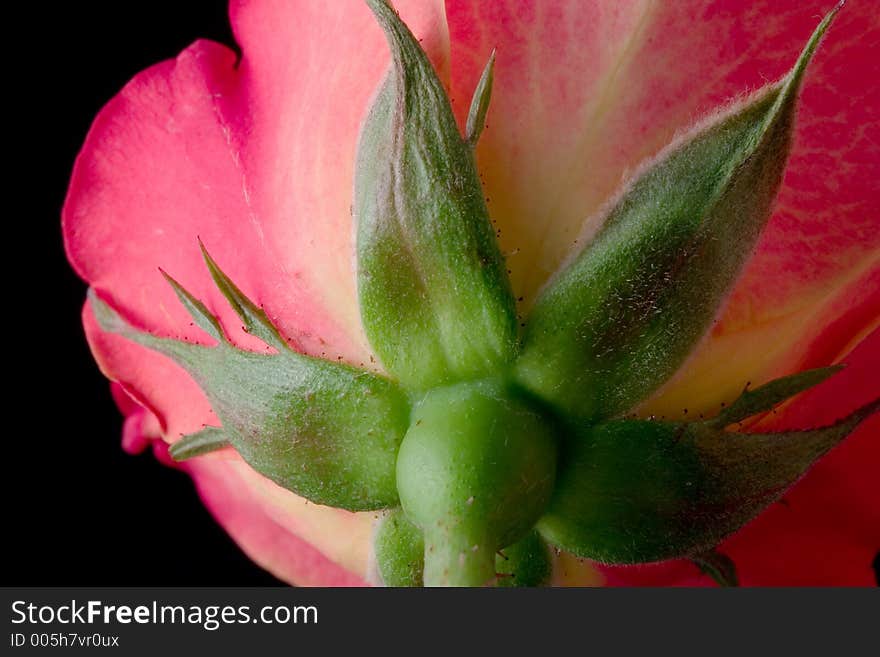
[196,453,374,580]
[550,551,605,587]
[237,460,375,577]
[520,0,657,301]
[639,251,880,420]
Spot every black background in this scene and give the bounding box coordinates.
[8,1,279,585]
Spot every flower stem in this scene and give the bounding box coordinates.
[423,530,496,587]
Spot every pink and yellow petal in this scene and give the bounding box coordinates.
[185,453,373,586]
[117,402,371,586]
[446,0,655,302]
[642,259,880,418]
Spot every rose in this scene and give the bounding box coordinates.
[63,0,878,586]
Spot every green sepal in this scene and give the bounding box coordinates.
[168,426,230,461]
[536,396,878,563]
[495,530,552,588]
[514,8,840,422]
[711,365,842,428]
[89,274,410,512]
[198,240,289,352]
[373,509,425,587]
[466,49,495,146]
[160,269,225,343]
[692,550,739,587]
[356,0,517,389]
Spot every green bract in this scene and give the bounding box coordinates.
[92,2,876,586]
